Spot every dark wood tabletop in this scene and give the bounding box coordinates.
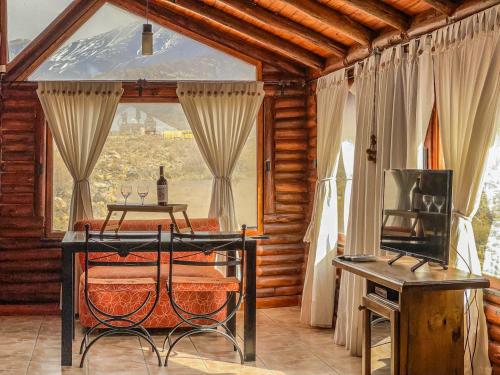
[333,255,489,292]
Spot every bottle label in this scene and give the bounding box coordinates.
[157,185,168,204]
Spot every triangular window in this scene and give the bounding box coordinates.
[8,0,73,61]
[29,3,256,80]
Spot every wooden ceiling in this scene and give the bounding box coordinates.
[2,0,499,81]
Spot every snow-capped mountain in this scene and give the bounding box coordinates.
[12,21,253,81]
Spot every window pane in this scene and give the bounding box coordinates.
[30,3,256,80]
[473,129,500,278]
[52,103,257,231]
[7,0,72,61]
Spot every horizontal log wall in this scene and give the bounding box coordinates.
[0,83,60,314]
[486,288,500,375]
[259,64,309,308]
[0,66,310,312]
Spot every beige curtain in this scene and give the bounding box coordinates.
[177,81,264,231]
[403,38,435,169]
[334,56,378,352]
[301,69,348,327]
[37,81,123,229]
[432,5,499,374]
[335,43,434,353]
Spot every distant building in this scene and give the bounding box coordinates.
[118,108,157,135]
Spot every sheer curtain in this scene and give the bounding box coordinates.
[302,69,348,327]
[176,81,264,231]
[334,43,434,353]
[432,5,499,373]
[37,81,123,228]
[334,56,378,352]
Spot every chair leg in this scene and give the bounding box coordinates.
[164,328,243,367]
[80,328,162,367]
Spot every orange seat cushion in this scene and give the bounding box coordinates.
[84,264,239,293]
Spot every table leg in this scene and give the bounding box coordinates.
[168,212,180,233]
[227,250,237,347]
[61,247,74,366]
[116,211,127,233]
[182,210,195,234]
[244,242,256,362]
[100,210,113,235]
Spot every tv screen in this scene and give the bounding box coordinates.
[380,169,453,265]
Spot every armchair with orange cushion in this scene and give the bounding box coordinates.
[74,218,231,328]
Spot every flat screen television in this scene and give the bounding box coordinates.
[380,169,453,269]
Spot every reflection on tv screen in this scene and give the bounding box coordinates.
[381,169,453,265]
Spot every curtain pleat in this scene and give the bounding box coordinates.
[301,69,349,327]
[176,81,264,231]
[432,5,499,374]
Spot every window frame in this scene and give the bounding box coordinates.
[44,80,264,238]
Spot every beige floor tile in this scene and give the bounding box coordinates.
[0,308,363,375]
[27,361,88,375]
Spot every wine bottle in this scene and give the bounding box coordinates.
[157,166,168,206]
[411,176,422,212]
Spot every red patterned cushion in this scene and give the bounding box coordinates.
[74,218,220,269]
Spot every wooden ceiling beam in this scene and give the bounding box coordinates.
[280,0,373,45]
[214,0,346,57]
[110,0,305,76]
[421,0,459,15]
[337,0,410,31]
[154,0,324,69]
[5,0,104,81]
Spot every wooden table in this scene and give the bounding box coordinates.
[61,231,262,366]
[100,204,194,234]
[333,256,489,375]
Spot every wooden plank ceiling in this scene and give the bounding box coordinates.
[5,0,497,81]
[135,0,490,75]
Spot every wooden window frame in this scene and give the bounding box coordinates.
[44,79,264,238]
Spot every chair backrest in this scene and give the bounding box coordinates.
[166,223,247,326]
[75,218,219,269]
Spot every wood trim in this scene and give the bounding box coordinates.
[280,0,373,45]
[0,0,7,69]
[422,0,459,15]
[337,0,410,31]
[110,0,305,76]
[256,67,265,235]
[213,0,346,57]
[263,96,275,215]
[5,0,105,81]
[153,0,324,69]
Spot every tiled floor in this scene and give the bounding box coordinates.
[0,307,369,375]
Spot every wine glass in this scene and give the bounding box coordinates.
[433,196,445,213]
[422,195,433,212]
[137,182,149,205]
[120,184,132,205]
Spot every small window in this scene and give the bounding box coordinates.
[52,103,257,231]
[473,129,500,278]
[30,3,256,81]
[7,0,73,61]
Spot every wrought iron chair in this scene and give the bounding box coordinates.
[163,223,246,366]
[79,224,163,367]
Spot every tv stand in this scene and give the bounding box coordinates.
[333,256,489,375]
[387,253,448,272]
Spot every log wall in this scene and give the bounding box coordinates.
[486,288,500,375]
[0,83,61,314]
[0,65,311,312]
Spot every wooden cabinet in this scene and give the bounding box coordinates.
[334,256,490,375]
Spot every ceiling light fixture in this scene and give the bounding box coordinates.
[142,0,153,55]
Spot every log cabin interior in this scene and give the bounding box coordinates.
[0,0,499,374]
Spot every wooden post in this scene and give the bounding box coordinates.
[0,0,7,72]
